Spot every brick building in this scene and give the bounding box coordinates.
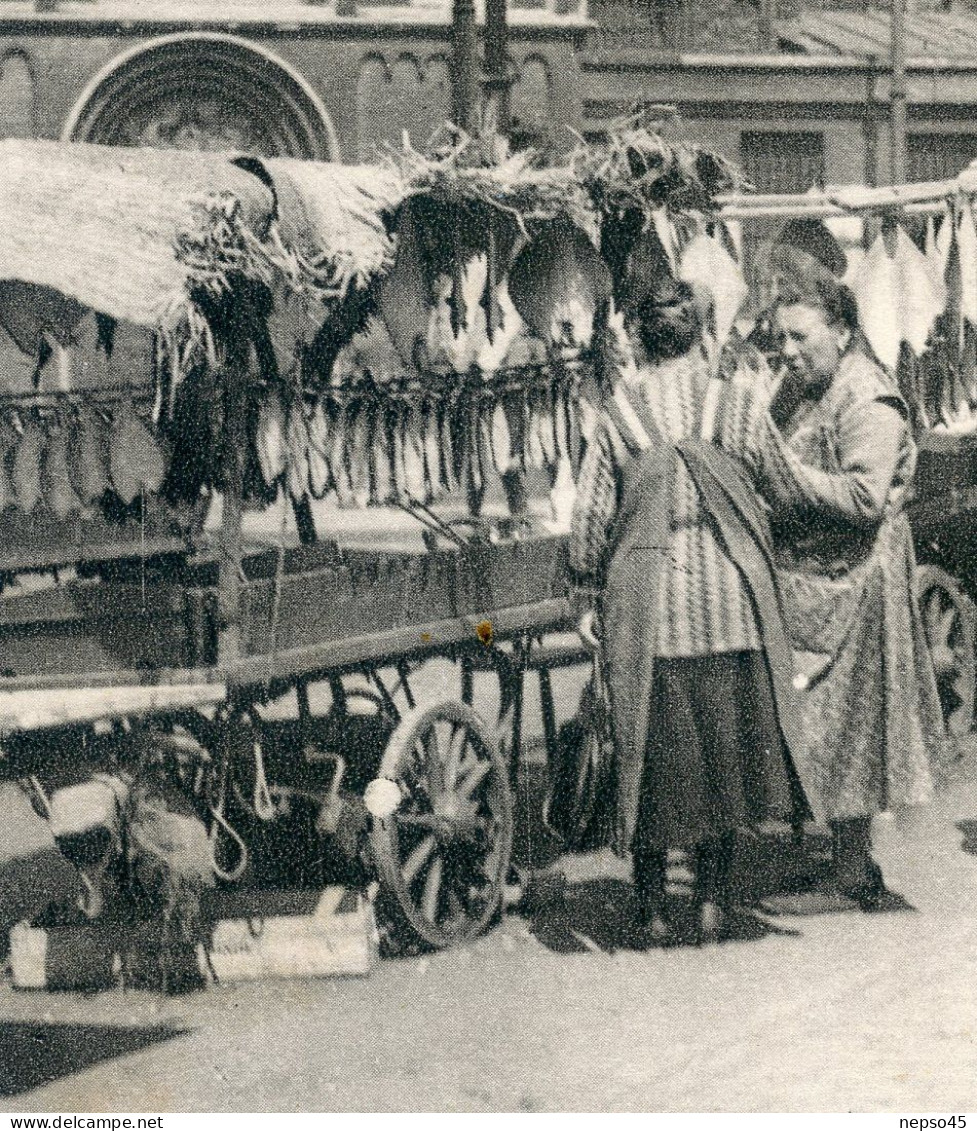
[0,0,587,160]
[1,0,977,190]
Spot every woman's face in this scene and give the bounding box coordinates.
[775,302,850,390]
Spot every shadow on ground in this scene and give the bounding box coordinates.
[955,818,977,856]
[520,876,802,954]
[0,1021,188,1098]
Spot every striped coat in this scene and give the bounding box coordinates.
[569,340,808,848]
[571,344,771,658]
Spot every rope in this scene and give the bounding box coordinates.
[208,798,249,884]
[267,489,289,671]
[206,723,249,883]
[247,729,276,823]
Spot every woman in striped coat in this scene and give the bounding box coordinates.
[570,279,805,942]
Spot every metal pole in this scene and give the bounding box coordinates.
[484,0,510,134]
[890,0,907,184]
[452,0,479,132]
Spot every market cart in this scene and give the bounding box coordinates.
[0,122,740,958]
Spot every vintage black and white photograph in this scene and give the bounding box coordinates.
[0,0,973,1115]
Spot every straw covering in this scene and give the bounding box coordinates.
[0,139,275,331]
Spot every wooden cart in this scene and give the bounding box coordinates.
[0,138,605,954]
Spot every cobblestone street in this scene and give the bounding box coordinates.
[1,750,975,1113]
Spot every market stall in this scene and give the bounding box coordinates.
[0,120,741,979]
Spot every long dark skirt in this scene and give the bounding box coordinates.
[630,650,796,853]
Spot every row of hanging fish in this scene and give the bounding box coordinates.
[848,204,977,435]
[254,381,583,508]
[0,401,167,518]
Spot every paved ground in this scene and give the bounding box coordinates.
[1,747,976,1113]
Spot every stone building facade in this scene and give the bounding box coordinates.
[0,1,587,160]
[1,0,977,191]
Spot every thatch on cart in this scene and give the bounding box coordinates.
[258,157,403,301]
[570,111,744,223]
[0,141,408,362]
[0,140,274,333]
[391,130,592,237]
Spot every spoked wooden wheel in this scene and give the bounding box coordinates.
[916,564,977,735]
[369,699,514,951]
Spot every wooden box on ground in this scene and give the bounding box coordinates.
[7,887,377,991]
[8,920,120,991]
[203,886,378,983]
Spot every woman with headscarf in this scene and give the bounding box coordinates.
[756,263,944,909]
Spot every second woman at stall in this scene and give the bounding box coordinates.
[757,266,944,910]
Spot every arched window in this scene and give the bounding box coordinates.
[0,52,36,140]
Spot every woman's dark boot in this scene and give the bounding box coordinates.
[633,847,670,943]
[831,817,885,906]
[695,832,735,942]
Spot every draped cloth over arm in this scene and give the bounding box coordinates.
[573,374,810,850]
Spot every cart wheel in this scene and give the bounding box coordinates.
[916,564,976,735]
[369,699,514,952]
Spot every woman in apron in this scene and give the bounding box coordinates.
[757,267,944,909]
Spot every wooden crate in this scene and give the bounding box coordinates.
[0,577,192,680]
[8,887,377,991]
[453,535,567,616]
[202,887,377,983]
[8,920,120,991]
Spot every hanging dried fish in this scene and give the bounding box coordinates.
[526,393,549,472]
[286,403,311,503]
[43,422,82,519]
[422,400,443,500]
[490,398,512,474]
[69,403,111,505]
[508,224,610,350]
[450,217,467,340]
[526,391,546,470]
[0,418,17,512]
[538,386,558,468]
[553,381,571,461]
[549,455,576,529]
[438,402,458,494]
[853,221,947,372]
[467,400,483,495]
[308,399,332,458]
[372,411,394,505]
[110,402,167,505]
[403,403,428,502]
[566,385,584,475]
[12,415,43,514]
[450,397,467,488]
[678,228,748,349]
[331,402,355,508]
[256,390,287,488]
[308,443,331,500]
[307,399,333,499]
[349,401,372,508]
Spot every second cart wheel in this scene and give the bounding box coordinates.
[369,699,513,951]
[916,564,977,735]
